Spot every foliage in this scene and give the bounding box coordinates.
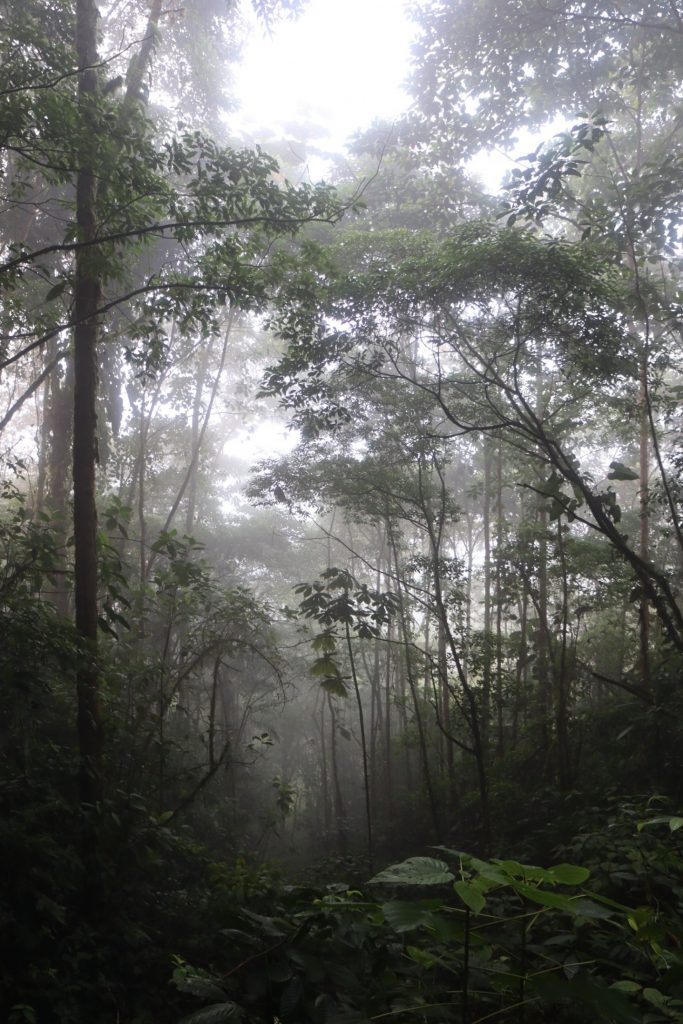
[175,820,683,1024]
[2,0,683,1019]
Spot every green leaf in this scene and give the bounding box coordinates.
[381,899,443,932]
[405,945,440,967]
[310,657,339,677]
[494,859,553,883]
[637,815,683,832]
[643,988,672,1010]
[179,1001,243,1024]
[45,280,67,302]
[279,977,304,1019]
[549,863,591,885]
[369,857,454,886]
[607,461,639,481]
[515,884,577,911]
[311,633,337,653]
[320,677,348,697]
[531,973,640,1023]
[612,981,642,994]
[173,972,228,1002]
[570,898,614,920]
[454,880,486,914]
[8,1008,37,1024]
[97,615,118,638]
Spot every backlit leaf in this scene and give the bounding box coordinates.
[369,857,454,886]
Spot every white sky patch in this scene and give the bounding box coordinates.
[230,420,298,461]
[234,0,413,152]
[467,115,574,193]
[233,3,572,194]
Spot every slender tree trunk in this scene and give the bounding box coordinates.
[482,440,492,750]
[345,622,374,871]
[74,0,103,814]
[124,0,163,105]
[45,352,74,615]
[146,315,232,576]
[138,392,148,596]
[638,356,651,688]
[463,514,474,680]
[384,613,394,826]
[327,694,347,856]
[318,695,331,847]
[418,457,490,849]
[186,338,213,534]
[535,348,551,750]
[512,590,529,748]
[495,441,504,756]
[389,530,442,842]
[438,616,456,817]
[555,519,571,791]
[35,403,48,517]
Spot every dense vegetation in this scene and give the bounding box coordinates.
[1,0,682,1021]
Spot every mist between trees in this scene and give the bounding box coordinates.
[1,2,683,1022]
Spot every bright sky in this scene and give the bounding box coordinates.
[233,0,414,154]
[232,1,542,190]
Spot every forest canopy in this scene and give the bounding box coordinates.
[1,1,682,1022]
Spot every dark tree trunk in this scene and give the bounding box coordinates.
[74,0,103,813]
[639,356,651,688]
[327,694,347,857]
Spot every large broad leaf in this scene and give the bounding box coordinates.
[638,815,683,833]
[570,898,614,920]
[515,884,578,912]
[311,633,337,653]
[531,972,640,1024]
[321,677,349,697]
[279,977,304,1020]
[173,974,228,1002]
[548,863,591,885]
[180,1002,244,1024]
[369,857,454,886]
[405,945,441,968]
[381,899,443,932]
[239,908,287,938]
[494,859,553,883]
[607,461,639,481]
[310,657,340,677]
[454,880,486,915]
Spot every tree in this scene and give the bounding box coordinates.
[1,0,347,887]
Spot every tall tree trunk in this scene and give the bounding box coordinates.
[419,456,490,849]
[512,589,529,749]
[482,440,492,750]
[74,0,103,814]
[318,694,331,848]
[124,0,163,106]
[345,621,374,872]
[389,528,442,842]
[638,355,650,689]
[186,338,213,535]
[555,519,571,791]
[146,315,232,577]
[384,613,394,827]
[535,347,551,751]
[45,351,74,615]
[327,694,347,856]
[494,441,504,756]
[438,616,456,817]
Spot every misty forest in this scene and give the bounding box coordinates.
[2,0,683,1020]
